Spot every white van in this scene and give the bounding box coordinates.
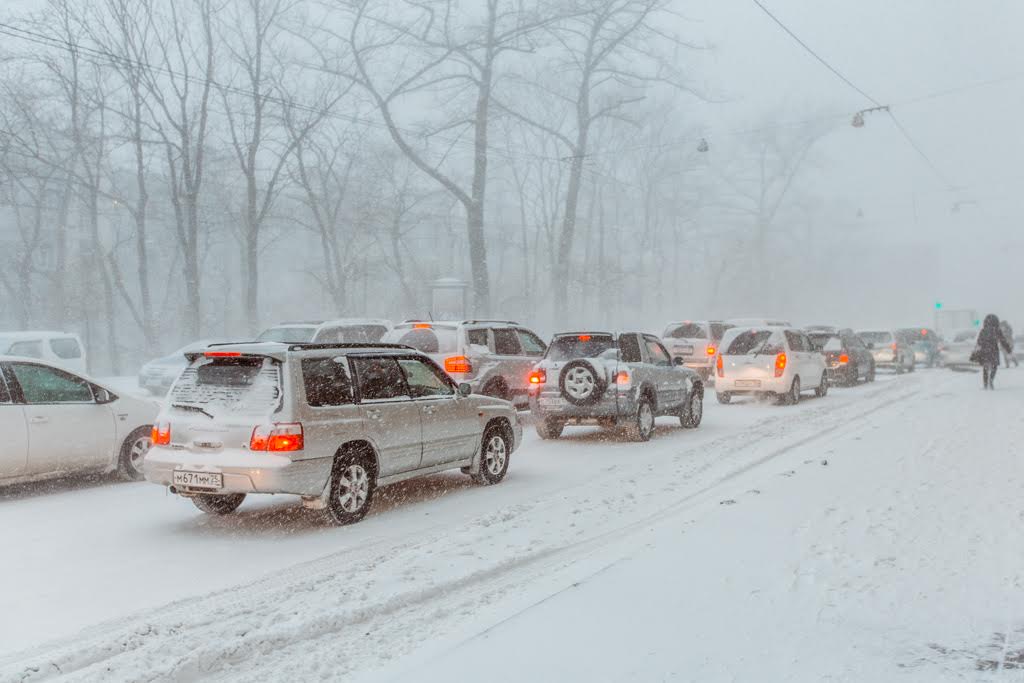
[0,331,88,375]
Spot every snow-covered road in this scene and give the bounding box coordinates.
[2,369,1021,681]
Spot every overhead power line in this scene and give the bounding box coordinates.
[747,0,956,189]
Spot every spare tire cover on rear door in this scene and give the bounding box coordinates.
[559,359,607,406]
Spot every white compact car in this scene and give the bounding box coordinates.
[0,331,88,375]
[941,329,979,369]
[715,327,828,405]
[0,356,158,485]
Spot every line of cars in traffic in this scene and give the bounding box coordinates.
[0,316,987,528]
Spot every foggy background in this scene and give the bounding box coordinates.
[2,0,1022,374]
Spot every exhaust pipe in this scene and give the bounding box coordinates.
[169,485,178,494]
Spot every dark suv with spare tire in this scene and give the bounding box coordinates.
[526,332,704,441]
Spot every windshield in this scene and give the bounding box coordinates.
[258,326,317,343]
[859,331,893,344]
[169,356,281,416]
[664,323,706,339]
[725,330,774,355]
[547,335,616,361]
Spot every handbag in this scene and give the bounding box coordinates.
[969,345,982,364]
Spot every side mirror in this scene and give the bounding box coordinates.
[94,387,115,404]
[673,356,686,367]
[457,382,472,397]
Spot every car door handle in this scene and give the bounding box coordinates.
[29,416,49,424]
[366,409,383,420]
[422,405,437,415]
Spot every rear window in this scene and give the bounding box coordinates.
[859,331,892,344]
[391,327,458,354]
[710,323,730,340]
[170,356,281,416]
[823,337,844,352]
[807,333,837,351]
[664,323,706,339]
[49,338,82,359]
[320,325,389,343]
[726,330,774,355]
[6,340,43,358]
[547,334,616,361]
[258,326,317,343]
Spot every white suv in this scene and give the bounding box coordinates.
[715,327,828,405]
[0,331,87,375]
[660,320,732,381]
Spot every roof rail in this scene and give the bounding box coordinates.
[205,341,264,347]
[286,342,413,352]
[280,320,324,325]
[462,319,520,325]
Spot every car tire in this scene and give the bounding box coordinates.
[867,363,876,382]
[192,493,246,515]
[472,425,510,485]
[908,358,916,373]
[481,379,511,402]
[626,395,655,442]
[716,391,732,405]
[559,359,607,406]
[116,426,152,481]
[535,417,564,440]
[815,373,828,398]
[325,455,377,526]
[680,386,703,429]
[779,376,800,405]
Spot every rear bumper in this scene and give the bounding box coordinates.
[143,446,330,497]
[529,390,632,421]
[715,376,788,394]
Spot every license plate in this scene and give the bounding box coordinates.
[735,380,761,388]
[679,345,694,355]
[173,470,223,490]
[538,397,567,408]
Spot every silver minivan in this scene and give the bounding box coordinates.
[144,342,521,525]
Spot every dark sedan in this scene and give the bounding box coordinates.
[807,328,876,386]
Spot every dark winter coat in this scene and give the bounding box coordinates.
[976,315,1012,365]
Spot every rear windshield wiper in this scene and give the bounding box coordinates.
[172,403,214,419]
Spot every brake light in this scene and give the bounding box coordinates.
[838,353,850,364]
[250,423,304,453]
[614,371,631,388]
[528,369,546,385]
[706,344,716,356]
[151,421,171,446]
[921,329,928,336]
[578,335,591,342]
[774,352,787,378]
[716,354,724,378]
[205,351,241,358]
[891,342,898,351]
[445,355,472,373]
[414,323,432,329]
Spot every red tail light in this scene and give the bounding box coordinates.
[205,351,241,358]
[445,356,472,373]
[413,323,432,329]
[891,342,898,351]
[716,354,724,378]
[251,423,304,453]
[774,352,787,378]
[528,369,546,385]
[578,335,592,342]
[706,344,717,356]
[838,353,850,364]
[151,421,171,446]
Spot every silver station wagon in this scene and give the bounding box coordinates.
[144,342,521,525]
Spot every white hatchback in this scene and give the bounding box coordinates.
[715,327,828,405]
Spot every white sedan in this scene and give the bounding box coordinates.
[0,356,158,486]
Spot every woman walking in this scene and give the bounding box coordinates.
[976,314,1013,389]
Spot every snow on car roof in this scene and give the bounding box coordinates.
[0,331,80,340]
